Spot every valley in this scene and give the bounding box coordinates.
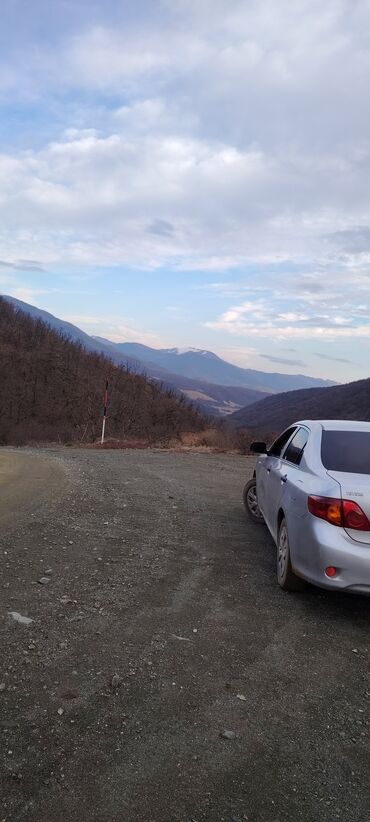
[3,296,335,418]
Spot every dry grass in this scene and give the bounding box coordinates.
[11,427,266,456]
[78,428,258,455]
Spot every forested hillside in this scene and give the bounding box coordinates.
[0,298,205,445]
[230,377,370,432]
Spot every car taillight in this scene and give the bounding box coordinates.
[342,500,370,531]
[308,496,370,531]
[308,496,342,526]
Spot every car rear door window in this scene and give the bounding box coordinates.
[321,430,370,474]
[268,427,297,457]
[282,427,309,465]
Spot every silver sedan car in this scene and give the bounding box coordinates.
[243,420,370,593]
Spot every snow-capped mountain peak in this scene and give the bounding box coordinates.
[166,347,219,359]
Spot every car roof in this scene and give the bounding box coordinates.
[294,419,370,432]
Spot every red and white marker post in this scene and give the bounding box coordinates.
[101,379,109,445]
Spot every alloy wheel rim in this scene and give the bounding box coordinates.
[247,485,261,517]
[278,526,288,577]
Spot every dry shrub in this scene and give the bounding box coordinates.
[86,438,150,450]
[179,427,265,454]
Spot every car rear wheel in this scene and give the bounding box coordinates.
[243,479,265,524]
[277,518,306,591]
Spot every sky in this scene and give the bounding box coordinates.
[1,0,370,381]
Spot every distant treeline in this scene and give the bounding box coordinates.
[230,378,370,432]
[0,297,205,445]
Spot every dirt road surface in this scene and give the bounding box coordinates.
[1,448,369,822]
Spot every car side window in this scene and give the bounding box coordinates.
[268,427,297,457]
[282,427,309,465]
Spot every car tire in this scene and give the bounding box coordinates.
[277,518,306,591]
[243,479,265,524]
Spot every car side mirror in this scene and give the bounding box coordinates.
[250,441,267,454]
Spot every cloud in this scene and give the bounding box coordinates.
[7,287,48,303]
[325,226,370,265]
[64,313,165,347]
[205,295,370,340]
[146,219,175,237]
[0,259,46,272]
[259,354,307,367]
[0,1,369,276]
[0,129,309,268]
[209,321,370,340]
[314,352,356,364]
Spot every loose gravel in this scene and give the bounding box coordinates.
[0,447,369,822]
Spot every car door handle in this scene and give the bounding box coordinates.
[281,474,288,483]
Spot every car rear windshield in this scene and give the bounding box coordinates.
[321,430,370,474]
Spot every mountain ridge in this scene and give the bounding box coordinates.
[3,296,336,416]
[229,377,370,432]
[93,338,336,392]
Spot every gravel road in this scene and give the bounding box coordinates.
[1,448,369,822]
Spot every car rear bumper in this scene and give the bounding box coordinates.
[293,516,370,593]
